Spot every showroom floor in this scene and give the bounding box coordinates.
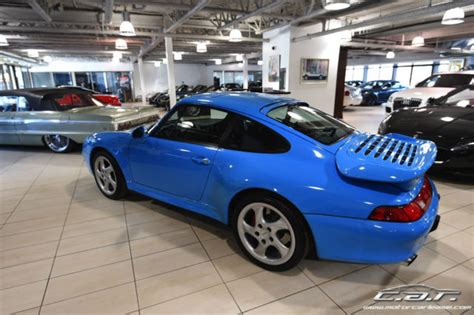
[0,106,473,315]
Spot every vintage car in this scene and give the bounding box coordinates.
[83,92,439,271]
[0,88,160,153]
[379,85,474,176]
[59,86,122,106]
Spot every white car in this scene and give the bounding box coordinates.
[343,85,362,106]
[385,71,474,114]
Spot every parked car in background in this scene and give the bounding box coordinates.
[344,84,362,106]
[202,85,221,93]
[84,92,439,271]
[149,84,193,110]
[59,86,122,106]
[385,71,474,113]
[345,80,364,88]
[221,83,243,91]
[379,85,474,176]
[0,88,160,153]
[249,81,263,92]
[360,80,408,106]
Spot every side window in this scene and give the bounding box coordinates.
[223,115,290,153]
[0,96,30,112]
[153,105,230,146]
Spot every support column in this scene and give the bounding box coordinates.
[334,46,348,119]
[137,57,146,106]
[165,36,177,108]
[243,55,249,90]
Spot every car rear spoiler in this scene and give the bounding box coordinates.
[336,133,437,190]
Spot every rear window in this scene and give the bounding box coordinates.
[0,96,30,112]
[43,93,102,111]
[267,104,354,145]
[416,74,474,88]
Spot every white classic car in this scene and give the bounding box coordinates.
[385,71,474,114]
[343,85,362,106]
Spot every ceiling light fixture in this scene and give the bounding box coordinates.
[442,7,464,25]
[115,38,128,50]
[196,42,207,53]
[238,62,244,68]
[0,35,9,46]
[163,58,168,64]
[173,52,183,60]
[27,50,39,58]
[113,51,122,59]
[411,36,425,47]
[340,30,352,42]
[236,54,243,61]
[154,61,161,67]
[229,28,243,42]
[215,59,222,65]
[257,60,263,66]
[120,11,136,36]
[324,0,350,11]
[43,56,52,63]
[386,51,395,59]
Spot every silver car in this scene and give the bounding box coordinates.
[0,88,161,153]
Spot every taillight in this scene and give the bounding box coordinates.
[369,177,432,222]
[344,90,350,96]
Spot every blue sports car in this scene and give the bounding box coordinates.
[361,80,408,105]
[83,93,440,271]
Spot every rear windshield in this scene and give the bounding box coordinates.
[42,93,103,111]
[416,74,474,88]
[267,104,354,145]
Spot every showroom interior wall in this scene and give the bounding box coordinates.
[30,59,134,73]
[132,62,207,97]
[262,27,290,91]
[262,23,343,115]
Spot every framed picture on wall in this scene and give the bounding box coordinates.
[300,58,329,84]
[268,54,280,82]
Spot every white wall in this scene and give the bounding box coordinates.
[133,62,207,97]
[262,27,291,91]
[205,63,262,86]
[288,24,343,114]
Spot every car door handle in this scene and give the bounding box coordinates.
[191,157,210,165]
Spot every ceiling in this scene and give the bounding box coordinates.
[0,0,473,65]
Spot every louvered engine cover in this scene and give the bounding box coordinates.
[336,132,437,184]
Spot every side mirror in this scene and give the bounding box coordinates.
[132,126,145,138]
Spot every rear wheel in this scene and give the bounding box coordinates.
[92,152,127,200]
[43,135,75,153]
[232,194,308,271]
[364,93,378,106]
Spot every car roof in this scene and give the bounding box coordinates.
[0,87,91,98]
[179,92,296,116]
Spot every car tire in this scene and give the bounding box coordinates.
[43,135,76,153]
[364,94,378,106]
[92,151,128,200]
[232,193,309,271]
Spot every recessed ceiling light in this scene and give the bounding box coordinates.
[257,60,263,65]
[324,0,350,11]
[173,52,183,60]
[27,50,39,58]
[442,7,464,25]
[115,38,128,50]
[215,59,222,65]
[236,54,243,61]
[113,51,122,59]
[154,61,161,67]
[238,62,244,68]
[163,58,168,64]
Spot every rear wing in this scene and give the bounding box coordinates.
[336,133,437,186]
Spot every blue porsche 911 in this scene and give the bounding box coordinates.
[83,92,440,271]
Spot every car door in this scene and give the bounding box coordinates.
[0,96,20,144]
[128,104,232,201]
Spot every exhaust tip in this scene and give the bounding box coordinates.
[401,254,417,266]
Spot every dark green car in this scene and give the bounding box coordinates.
[0,88,161,153]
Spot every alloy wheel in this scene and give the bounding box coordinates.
[44,135,70,152]
[94,156,117,196]
[237,202,296,266]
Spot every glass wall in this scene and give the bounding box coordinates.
[212,70,263,86]
[32,72,54,88]
[53,72,73,86]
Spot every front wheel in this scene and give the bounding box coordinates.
[92,152,128,200]
[232,195,308,271]
[43,135,75,153]
[364,94,378,106]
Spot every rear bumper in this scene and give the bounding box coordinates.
[304,180,440,264]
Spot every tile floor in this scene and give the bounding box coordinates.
[0,105,473,315]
